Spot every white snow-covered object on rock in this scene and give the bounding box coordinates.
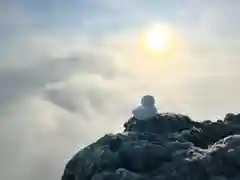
[132,95,158,120]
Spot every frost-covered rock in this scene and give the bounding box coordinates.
[62,113,240,180]
[132,95,157,120]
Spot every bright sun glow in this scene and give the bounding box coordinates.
[143,24,173,53]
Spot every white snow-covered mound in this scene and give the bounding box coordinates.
[132,95,157,120]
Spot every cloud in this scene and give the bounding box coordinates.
[0,33,134,180]
[0,97,88,180]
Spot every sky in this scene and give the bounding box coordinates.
[0,1,240,180]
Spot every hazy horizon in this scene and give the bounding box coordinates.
[0,1,239,180]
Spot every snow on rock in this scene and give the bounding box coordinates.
[132,95,157,120]
[62,113,240,180]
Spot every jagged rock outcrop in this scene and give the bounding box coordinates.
[62,113,240,180]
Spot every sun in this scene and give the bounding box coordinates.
[142,24,173,53]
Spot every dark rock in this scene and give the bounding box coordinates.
[124,113,195,134]
[62,113,240,180]
[224,113,240,124]
[109,136,122,152]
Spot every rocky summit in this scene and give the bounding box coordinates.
[62,113,240,180]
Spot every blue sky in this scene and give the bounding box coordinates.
[1,0,188,36]
[0,1,240,180]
